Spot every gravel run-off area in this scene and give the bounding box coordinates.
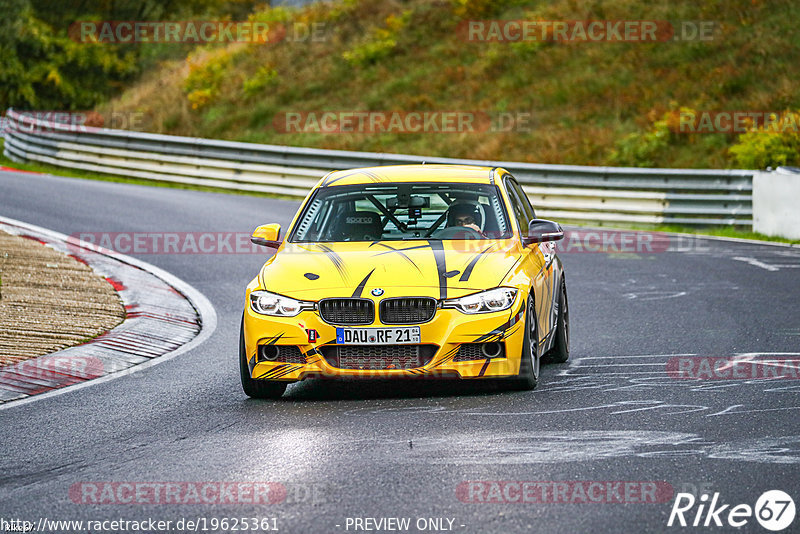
[0,230,125,366]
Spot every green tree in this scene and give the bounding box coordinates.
[0,0,264,111]
[0,0,138,110]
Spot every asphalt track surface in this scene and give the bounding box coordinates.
[1,170,799,533]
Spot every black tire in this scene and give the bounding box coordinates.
[544,277,570,364]
[507,295,539,391]
[239,319,287,399]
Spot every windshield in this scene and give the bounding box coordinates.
[290,182,513,242]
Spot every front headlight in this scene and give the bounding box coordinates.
[442,287,518,314]
[249,290,314,317]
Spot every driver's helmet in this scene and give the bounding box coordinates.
[446,201,482,228]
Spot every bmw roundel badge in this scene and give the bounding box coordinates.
[371,288,384,296]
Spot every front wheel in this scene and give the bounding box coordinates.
[507,295,539,390]
[239,319,287,399]
[544,277,569,364]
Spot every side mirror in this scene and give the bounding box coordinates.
[522,219,564,246]
[251,223,282,248]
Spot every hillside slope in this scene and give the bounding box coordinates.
[100,0,800,169]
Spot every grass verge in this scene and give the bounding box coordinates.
[576,222,800,246]
[649,225,800,246]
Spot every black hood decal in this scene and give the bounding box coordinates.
[372,242,423,273]
[351,268,376,298]
[459,244,495,282]
[428,240,448,300]
[316,244,348,283]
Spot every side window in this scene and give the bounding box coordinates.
[508,178,536,221]
[504,179,529,235]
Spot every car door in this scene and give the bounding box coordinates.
[504,177,552,343]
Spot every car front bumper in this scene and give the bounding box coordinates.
[242,298,527,382]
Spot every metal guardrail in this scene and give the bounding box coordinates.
[3,108,755,227]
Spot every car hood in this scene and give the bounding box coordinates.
[259,240,520,300]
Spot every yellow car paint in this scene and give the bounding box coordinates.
[241,165,564,385]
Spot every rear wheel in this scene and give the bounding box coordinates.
[544,277,569,364]
[239,318,287,399]
[508,295,539,390]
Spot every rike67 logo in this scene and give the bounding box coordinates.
[668,490,795,531]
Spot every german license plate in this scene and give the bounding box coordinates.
[335,326,420,345]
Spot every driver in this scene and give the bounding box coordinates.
[447,202,483,235]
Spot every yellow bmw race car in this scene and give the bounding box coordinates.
[240,164,569,398]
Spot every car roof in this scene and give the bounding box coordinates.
[318,164,501,187]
